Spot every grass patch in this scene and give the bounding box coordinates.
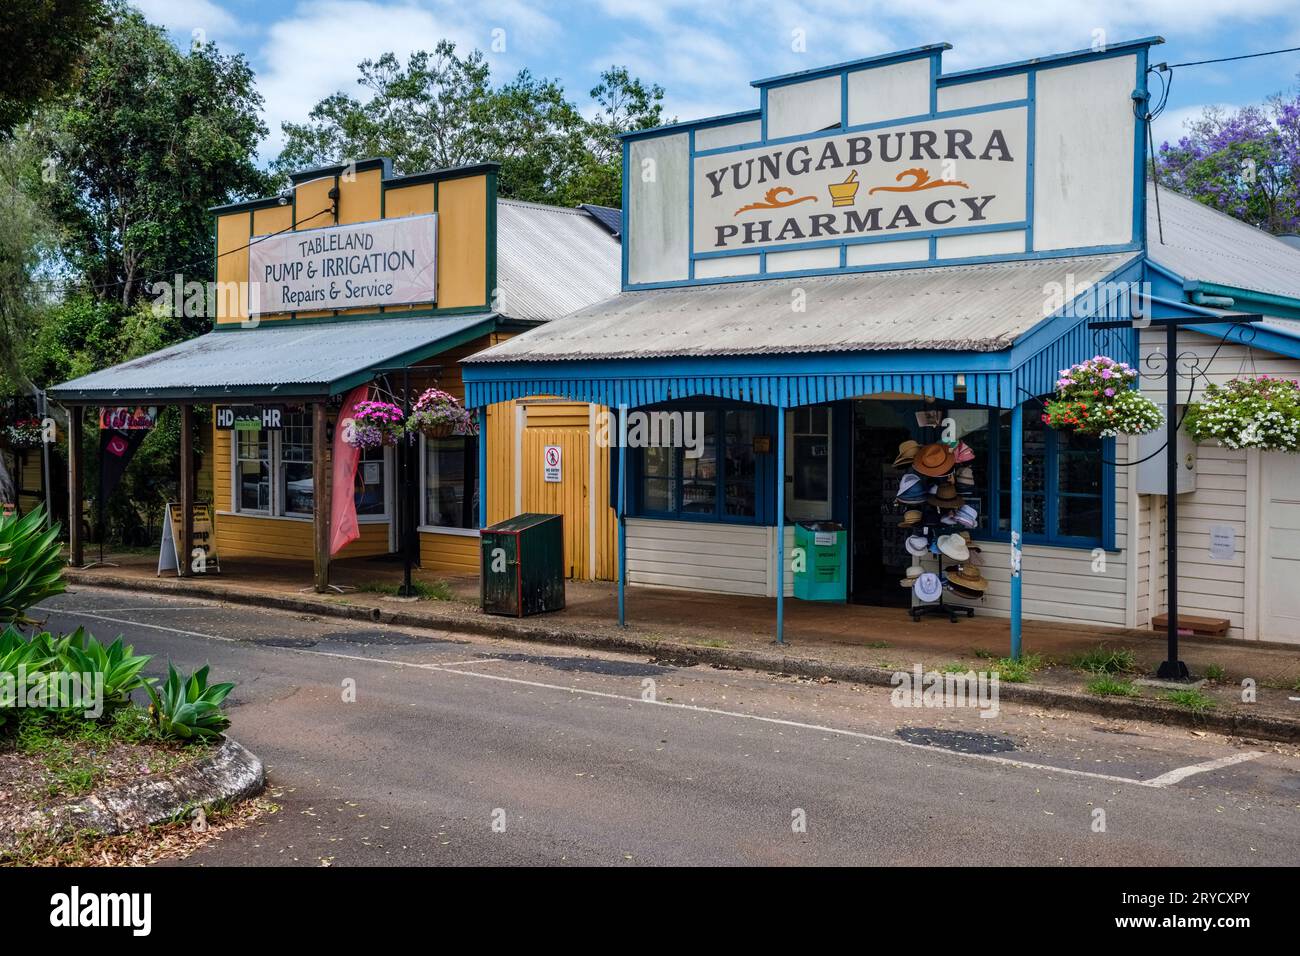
[1072,644,1138,675]
[992,652,1044,684]
[355,579,453,601]
[941,661,972,674]
[697,638,729,649]
[1203,663,1226,682]
[972,648,997,660]
[1160,689,1217,714]
[1086,676,1139,698]
[863,640,890,649]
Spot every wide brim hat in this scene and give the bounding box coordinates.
[898,509,923,528]
[904,534,930,556]
[927,483,966,510]
[947,581,985,600]
[893,439,921,468]
[951,504,978,528]
[895,472,923,500]
[949,564,989,591]
[936,533,970,562]
[912,442,955,478]
[913,572,942,603]
[954,465,976,490]
[956,529,981,553]
[899,565,922,587]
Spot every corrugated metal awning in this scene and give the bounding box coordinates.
[467,253,1134,362]
[49,313,495,403]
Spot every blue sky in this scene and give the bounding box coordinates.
[132,0,1300,166]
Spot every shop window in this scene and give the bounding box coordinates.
[979,404,1109,548]
[636,406,759,522]
[236,431,271,513]
[280,409,314,517]
[422,435,478,529]
[355,445,387,517]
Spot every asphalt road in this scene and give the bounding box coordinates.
[32,585,1300,867]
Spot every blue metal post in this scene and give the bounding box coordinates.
[775,405,786,644]
[617,406,627,628]
[477,407,487,529]
[1010,401,1023,660]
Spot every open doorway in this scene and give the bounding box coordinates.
[850,401,915,607]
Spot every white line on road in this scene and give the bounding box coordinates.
[1142,751,1265,788]
[35,604,1266,790]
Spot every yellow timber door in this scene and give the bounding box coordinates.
[522,425,589,579]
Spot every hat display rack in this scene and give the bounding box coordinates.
[892,416,985,623]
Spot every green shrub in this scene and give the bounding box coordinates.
[1203,663,1226,682]
[0,509,66,623]
[993,652,1044,684]
[57,627,152,711]
[1161,689,1217,714]
[145,664,234,740]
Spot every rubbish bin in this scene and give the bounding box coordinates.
[793,521,846,601]
[480,513,566,617]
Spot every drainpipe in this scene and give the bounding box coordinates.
[1190,292,1235,309]
[617,405,627,628]
[775,406,786,644]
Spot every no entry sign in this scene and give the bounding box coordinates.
[543,445,562,482]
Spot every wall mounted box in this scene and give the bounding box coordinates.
[1136,408,1197,495]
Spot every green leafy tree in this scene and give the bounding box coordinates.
[29,1,271,319]
[274,43,669,207]
[0,0,107,131]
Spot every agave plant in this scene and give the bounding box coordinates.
[58,627,154,711]
[0,509,66,624]
[145,663,234,740]
[0,625,57,728]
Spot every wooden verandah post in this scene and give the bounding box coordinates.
[179,403,195,577]
[313,401,331,592]
[67,406,83,567]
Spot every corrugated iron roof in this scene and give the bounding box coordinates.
[466,253,1135,363]
[496,199,621,322]
[49,313,493,402]
[1147,184,1300,300]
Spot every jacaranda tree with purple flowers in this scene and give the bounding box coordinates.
[1156,88,1300,235]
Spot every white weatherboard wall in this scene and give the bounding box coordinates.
[627,132,690,286]
[1136,327,1300,642]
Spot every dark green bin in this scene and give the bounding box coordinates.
[480,513,566,617]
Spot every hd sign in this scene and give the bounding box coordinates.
[249,214,437,316]
[694,108,1027,254]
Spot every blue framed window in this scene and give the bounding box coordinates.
[634,404,767,524]
[969,403,1113,550]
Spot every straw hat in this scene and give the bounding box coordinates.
[898,564,922,587]
[912,442,955,477]
[955,529,982,553]
[949,563,989,592]
[946,581,985,600]
[954,465,976,491]
[893,439,921,468]
[898,509,923,528]
[927,482,965,510]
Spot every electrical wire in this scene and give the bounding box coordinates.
[1167,45,1300,69]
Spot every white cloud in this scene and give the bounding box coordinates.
[132,0,243,37]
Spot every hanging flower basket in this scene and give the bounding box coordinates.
[1,418,44,450]
[1183,375,1300,452]
[345,400,406,449]
[406,388,475,439]
[1042,356,1164,437]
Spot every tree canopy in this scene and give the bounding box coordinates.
[273,41,668,207]
[0,0,107,132]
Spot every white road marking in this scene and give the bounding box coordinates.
[1142,751,1265,788]
[34,603,1268,791]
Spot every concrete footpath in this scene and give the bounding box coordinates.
[61,556,1300,744]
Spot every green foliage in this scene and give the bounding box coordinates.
[1086,676,1139,698]
[27,2,271,314]
[273,43,667,207]
[993,652,1044,684]
[356,578,453,601]
[1072,644,1138,675]
[58,627,152,709]
[1161,689,1217,714]
[0,0,107,132]
[145,663,234,740]
[1203,663,1226,682]
[0,508,66,623]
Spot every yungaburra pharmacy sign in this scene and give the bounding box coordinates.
[249,214,437,316]
[694,107,1027,253]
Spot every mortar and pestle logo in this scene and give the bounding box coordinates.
[827,170,860,207]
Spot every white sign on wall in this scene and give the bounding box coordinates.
[1209,525,1236,561]
[543,445,562,483]
[693,108,1027,254]
[249,214,437,316]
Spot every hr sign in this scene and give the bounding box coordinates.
[693,107,1027,254]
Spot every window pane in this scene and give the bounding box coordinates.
[643,477,673,512]
[236,431,270,512]
[681,479,716,513]
[280,410,314,515]
[724,409,756,483]
[999,493,1047,535]
[793,435,829,500]
[355,445,386,516]
[644,445,676,479]
[1059,495,1102,538]
[724,481,755,517]
[425,436,476,528]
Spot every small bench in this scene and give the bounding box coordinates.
[1151,613,1231,637]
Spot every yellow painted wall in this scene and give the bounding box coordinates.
[215,164,490,325]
